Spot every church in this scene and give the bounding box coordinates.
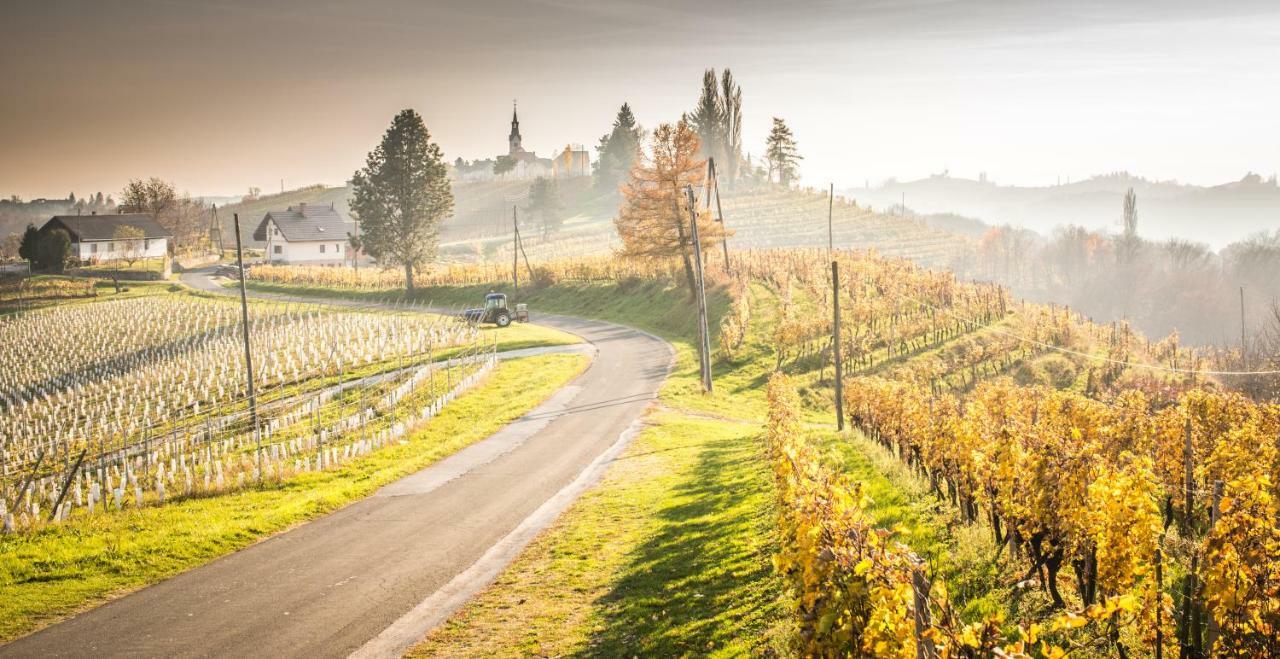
[451,103,590,181]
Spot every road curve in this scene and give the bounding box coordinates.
[2,270,672,658]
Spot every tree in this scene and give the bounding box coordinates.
[686,69,725,166]
[594,103,643,193]
[720,69,743,187]
[36,228,71,273]
[119,177,177,224]
[113,225,146,266]
[0,233,21,262]
[349,108,453,291]
[765,117,802,186]
[614,121,726,297]
[17,224,39,266]
[526,177,564,239]
[493,155,516,178]
[119,177,207,252]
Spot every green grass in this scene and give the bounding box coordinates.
[410,410,787,658]
[0,353,589,642]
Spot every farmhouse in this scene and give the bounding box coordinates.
[253,203,352,265]
[40,213,171,263]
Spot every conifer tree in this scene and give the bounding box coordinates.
[720,69,743,186]
[350,109,453,291]
[687,69,725,166]
[764,117,802,187]
[594,103,642,192]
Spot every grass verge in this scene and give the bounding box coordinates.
[409,409,786,658]
[0,353,589,643]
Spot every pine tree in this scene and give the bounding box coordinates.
[764,117,802,187]
[594,103,642,193]
[687,69,725,166]
[720,69,743,187]
[614,122,726,298]
[350,109,453,291]
[18,224,40,266]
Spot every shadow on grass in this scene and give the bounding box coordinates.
[576,429,782,657]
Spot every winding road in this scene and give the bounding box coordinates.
[1,270,672,658]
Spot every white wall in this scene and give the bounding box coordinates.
[77,237,168,262]
[263,222,346,264]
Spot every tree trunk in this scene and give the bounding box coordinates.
[404,262,415,291]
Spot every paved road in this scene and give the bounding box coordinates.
[2,270,672,658]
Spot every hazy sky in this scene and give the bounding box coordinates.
[3,0,1279,198]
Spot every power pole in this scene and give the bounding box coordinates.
[512,205,519,297]
[827,183,834,255]
[685,185,713,393]
[707,158,731,273]
[232,213,262,481]
[832,260,844,430]
[1240,286,1247,369]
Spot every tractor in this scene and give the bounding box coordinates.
[461,292,528,328]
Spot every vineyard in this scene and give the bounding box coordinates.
[732,249,1280,656]
[0,294,496,534]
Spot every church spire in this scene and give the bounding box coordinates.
[508,99,523,155]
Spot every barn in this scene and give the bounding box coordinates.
[41,213,172,263]
[253,203,352,265]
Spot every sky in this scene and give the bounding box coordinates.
[2,0,1279,199]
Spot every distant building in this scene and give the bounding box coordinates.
[253,203,352,265]
[552,144,591,178]
[451,102,586,182]
[40,213,171,262]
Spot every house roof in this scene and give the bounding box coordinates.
[43,214,172,241]
[253,204,351,242]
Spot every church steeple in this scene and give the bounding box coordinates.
[508,100,523,155]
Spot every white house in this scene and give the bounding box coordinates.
[253,203,352,265]
[41,213,172,263]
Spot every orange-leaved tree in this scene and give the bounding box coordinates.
[614,121,727,297]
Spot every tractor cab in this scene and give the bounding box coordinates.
[462,292,527,327]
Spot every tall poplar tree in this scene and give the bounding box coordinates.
[687,69,725,167]
[350,109,453,291]
[720,69,743,187]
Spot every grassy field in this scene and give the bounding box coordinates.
[0,353,588,642]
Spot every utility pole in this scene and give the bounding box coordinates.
[707,158,731,273]
[506,206,512,299]
[685,185,713,393]
[832,260,844,430]
[1240,286,1247,369]
[827,183,834,255]
[232,214,262,481]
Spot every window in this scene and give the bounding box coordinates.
[90,243,97,254]
[335,243,341,252]
[145,239,150,249]
[319,244,326,254]
[107,242,114,252]
[273,245,282,255]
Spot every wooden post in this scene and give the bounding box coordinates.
[49,450,86,521]
[1155,537,1164,659]
[1239,286,1247,370]
[685,185,713,393]
[1182,418,1193,535]
[232,214,262,481]
[832,260,844,430]
[1205,480,1224,652]
[911,568,938,659]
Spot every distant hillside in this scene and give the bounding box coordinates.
[851,172,1280,247]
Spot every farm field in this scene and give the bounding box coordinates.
[241,249,1280,657]
[0,283,590,640]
